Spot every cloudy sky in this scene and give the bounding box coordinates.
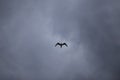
[0,0,120,80]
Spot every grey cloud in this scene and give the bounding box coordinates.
[0,0,120,80]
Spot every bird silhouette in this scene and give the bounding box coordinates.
[55,42,68,48]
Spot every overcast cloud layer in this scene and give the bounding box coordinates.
[0,0,120,80]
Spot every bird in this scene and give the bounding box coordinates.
[55,42,68,48]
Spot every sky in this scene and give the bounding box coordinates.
[0,0,120,80]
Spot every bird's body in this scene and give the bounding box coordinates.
[55,42,68,48]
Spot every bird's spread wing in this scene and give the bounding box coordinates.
[55,43,60,47]
[63,43,68,47]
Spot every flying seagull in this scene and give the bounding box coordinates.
[55,42,68,48]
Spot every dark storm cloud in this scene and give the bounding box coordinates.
[77,0,120,80]
[0,0,120,80]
